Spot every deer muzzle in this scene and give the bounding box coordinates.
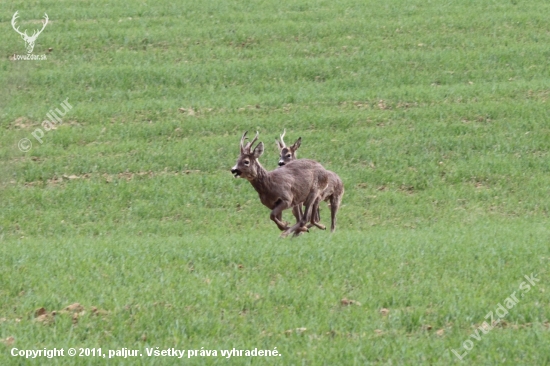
[231,167,241,178]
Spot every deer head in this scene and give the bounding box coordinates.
[276,129,301,166]
[11,11,49,54]
[231,131,265,180]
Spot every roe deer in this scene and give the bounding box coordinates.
[231,131,328,237]
[274,129,306,228]
[276,130,344,232]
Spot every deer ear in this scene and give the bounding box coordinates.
[291,137,301,151]
[252,142,264,158]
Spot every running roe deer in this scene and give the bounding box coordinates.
[276,130,344,232]
[231,131,329,237]
[274,129,306,228]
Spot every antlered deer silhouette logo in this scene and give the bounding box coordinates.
[11,11,49,54]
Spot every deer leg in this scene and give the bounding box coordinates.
[292,205,302,223]
[304,199,326,230]
[270,200,292,231]
[311,199,326,230]
[287,192,317,237]
[329,193,342,233]
[301,204,313,228]
[275,205,301,229]
[275,213,290,228]
[315,205,320,223]
[278,205,303,236]
[281,202,309,238]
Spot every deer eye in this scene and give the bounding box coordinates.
[286,154,291,158]
[244,160,250,166]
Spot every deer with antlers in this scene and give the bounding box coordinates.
[11,11,49,54]
[231,131,329,237]
[276,129,344,232]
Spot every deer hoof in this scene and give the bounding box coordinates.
[293,228,309,237]
[297,226,308,233]
[313,223,326,230]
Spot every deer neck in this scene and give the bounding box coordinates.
[248,162,271,192]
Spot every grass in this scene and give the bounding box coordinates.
[1,0,550,364]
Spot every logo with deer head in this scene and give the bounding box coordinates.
[11,11,48,54]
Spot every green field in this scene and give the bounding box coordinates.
[1,0,550,364]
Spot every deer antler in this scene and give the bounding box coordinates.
[11,11,28,37]
[248,131,259,149]
[240,130,260,153]
[279,129,287,147]
[240,131,248,153]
